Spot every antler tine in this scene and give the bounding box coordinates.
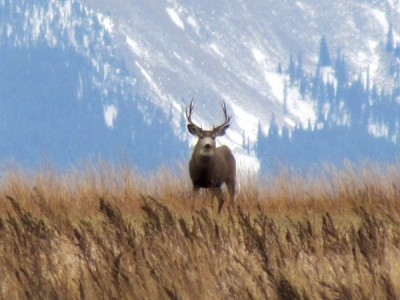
[222,101,231,123]
[212,101,231,131]
[186,98,200,127]
[214,101,231,129]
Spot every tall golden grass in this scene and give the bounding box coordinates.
[0,162,399,299]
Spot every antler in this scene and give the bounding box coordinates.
[186,98,201,128]
[213,101,231,131]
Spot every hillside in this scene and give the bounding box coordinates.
[0,0,188,170]
[81,0,400,139]
[1,0,400,171]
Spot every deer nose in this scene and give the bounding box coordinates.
[204,143,212,150]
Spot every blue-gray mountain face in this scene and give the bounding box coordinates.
[0,0,188,170]
[1,0,400,173]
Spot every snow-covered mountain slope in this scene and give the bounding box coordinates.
[2,0,400,171]
[81,0,400,142]
[0,0,188,170]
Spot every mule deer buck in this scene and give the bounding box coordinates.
[186,99,236,213]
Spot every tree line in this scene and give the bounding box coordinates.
[256,33,400,174]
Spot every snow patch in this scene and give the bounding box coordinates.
[252,47,266,63]
[235,152,260,175]
[264,71,284,101]
[286,87,316,128]
[320,66,336,84]
[284,117,296,127]
[369,122,389,138]
[135,61,169,104]
[209,43,224,57]
[229,102,259,143]
[263,71,315,128]
[295,1,305,10]
[104,105,118,128]
[187,15,198,31]
[136,62,154,86]
[98,14,114,33]
[369,8,388,33]
[366,39,380,78]
[356,51,368,66]
[126,35,148,58]
[166,7,185,30]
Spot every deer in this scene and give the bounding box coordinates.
[186,99,236,213]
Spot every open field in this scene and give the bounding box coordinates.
[0,163,399,299]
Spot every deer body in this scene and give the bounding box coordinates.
[189,145,235,189]
[186,100,236,213]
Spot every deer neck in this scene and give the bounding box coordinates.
[193,147,215,164]
[190,155,216,188]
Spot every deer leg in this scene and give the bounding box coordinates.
[212,187,225,214]
[225,180,235,213]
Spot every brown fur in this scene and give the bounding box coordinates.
[186,100,236,213]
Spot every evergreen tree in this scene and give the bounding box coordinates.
[366,67,371,99]
[296,51,304,81]
[289,53,296,85]
[394,44,400,58]
[386,23,395,52]
[256,121,267,157]
[316,79,327,123]
[277,62,283,74]
[334,48,348,101]
[371,81,379,102]
[347,76,366,125]
[312,66,321,99]
[318,35,331,67]
[299,76,307,96]
[268,114,279,138]
[255,31,400,175]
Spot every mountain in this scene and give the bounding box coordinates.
[1,0,400,173]
[0,0,188,171]
[80,0,400,171]
[79,1,397,118]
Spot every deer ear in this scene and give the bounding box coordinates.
[187,124,201,136]
[214,124,229,136]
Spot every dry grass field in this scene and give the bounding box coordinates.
[0,162,399,299]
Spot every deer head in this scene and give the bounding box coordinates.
[186,99,231,159]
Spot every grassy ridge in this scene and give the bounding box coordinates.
[0,163,399,299]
